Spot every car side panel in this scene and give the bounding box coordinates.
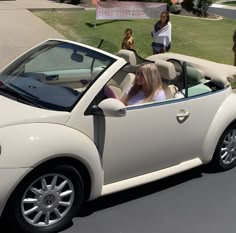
[0,123,103,200]
[101,88,228,185]
[202,88,236,162]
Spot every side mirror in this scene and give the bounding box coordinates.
[93,98,126,117]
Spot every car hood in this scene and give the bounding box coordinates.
[0,96,71,128]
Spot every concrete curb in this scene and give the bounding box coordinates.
[30,7,84,11]
[173,13,223,20]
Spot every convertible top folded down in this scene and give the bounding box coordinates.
[147,53,236,88]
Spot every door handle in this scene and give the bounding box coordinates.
[45,75,59,81]
[176,110,190,123]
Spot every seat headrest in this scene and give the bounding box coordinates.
[116,49,137,65]
[155,59,176,81]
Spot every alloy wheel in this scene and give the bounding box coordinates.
[21,173,75,227]
[220,129,236,165]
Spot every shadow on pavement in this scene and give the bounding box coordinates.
[0,219,14,233]
[0,165,206,233]
[79,165,204,217]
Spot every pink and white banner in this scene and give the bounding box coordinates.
[96,1,167,20]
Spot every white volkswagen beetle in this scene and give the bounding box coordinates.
[0,39,236,233]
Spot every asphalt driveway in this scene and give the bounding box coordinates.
[0,0,83,69]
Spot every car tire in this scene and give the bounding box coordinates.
[211,124,236,171]
[5,164,84,233]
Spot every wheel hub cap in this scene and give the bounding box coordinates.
[229,141,236,151]
[21,174,75,227]
[42,193,56,207]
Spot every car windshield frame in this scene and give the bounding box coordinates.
[0,40,116,112]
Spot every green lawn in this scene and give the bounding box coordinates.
[33,9,236,65]
[222,1,236,6]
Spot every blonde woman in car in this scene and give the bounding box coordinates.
[121,63,165,106]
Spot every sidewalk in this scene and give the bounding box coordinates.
[211,0,236,11]
[212,3,236,10]
[0,0,85,70]
[208,0,236,19]
[0,0,82,9]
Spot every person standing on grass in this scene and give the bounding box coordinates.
[121,28,135,50]
[151,11,171,54]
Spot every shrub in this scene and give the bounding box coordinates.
[181,0,194,11]
[182,0,213,15]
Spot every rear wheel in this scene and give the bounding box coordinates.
[5,164,84,233]
[211,125,236,171]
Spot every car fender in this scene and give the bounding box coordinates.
[0,123,103,200]
[202,92,236,162]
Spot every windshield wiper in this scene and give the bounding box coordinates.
[0,84,44,108]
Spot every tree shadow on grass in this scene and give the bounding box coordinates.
[49,0,78,5]
[86,19,133,28]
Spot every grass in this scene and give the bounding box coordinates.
[232,82,236,88]
[33,9,236,65]
[222,1,236,6]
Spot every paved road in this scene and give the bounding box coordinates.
[2,165,236,233]
[208,4,236,19]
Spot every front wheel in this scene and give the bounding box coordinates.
[5,164,84,233]
[211,125,236,171]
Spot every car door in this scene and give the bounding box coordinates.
[100,90,226,185]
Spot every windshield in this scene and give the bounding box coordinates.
[0,40,115,111]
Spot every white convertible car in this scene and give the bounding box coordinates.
[0,39,236,233]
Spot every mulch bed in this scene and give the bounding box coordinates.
[176,7,221,19]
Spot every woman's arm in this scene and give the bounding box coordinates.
[120,94,128,106]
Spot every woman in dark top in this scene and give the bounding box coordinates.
[151,11,172,54]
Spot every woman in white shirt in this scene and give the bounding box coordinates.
[121,63,165,106]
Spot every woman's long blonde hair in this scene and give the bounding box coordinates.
[124,63,162,104]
